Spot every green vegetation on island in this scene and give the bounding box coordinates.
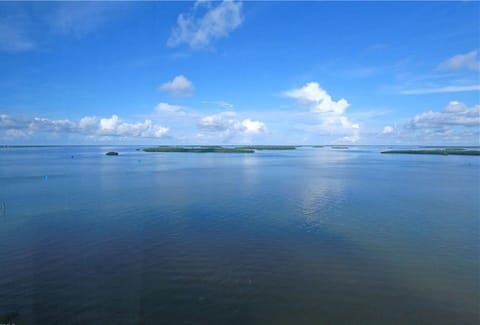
[105,151,119,156]
[143,146,254,153]
[381,149,480,156]
[312,145,324,148]
[143,145,298,153]
[235,145,297,150]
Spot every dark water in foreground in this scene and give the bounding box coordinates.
[0,146,479,324]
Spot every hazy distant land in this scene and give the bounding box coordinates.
[381,149,480,156]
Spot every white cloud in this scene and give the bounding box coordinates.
[284,82,360,142]
[399,84,480,95]
[438,50,480,71]
[241,118,266,134]
[198,111,266,135]
[167,0,243,49]
[407,101,480,129]
[0,114,169,139]
[100,115,118,131]
[30,117,76,133]
[198,111,234,131]
[96,115,168,137]
[159,75,194,97]
[341,134,360,143]
[390,101,480,144]
[155,102,186,115]
[78,116,98,130]
[284,82,349,115]
[382,125,394,134]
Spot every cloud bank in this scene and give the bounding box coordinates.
[0,114,169,140]
[406,101,480,129]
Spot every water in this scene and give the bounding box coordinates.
[0,146,479,324]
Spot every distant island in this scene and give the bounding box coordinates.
[143,145,297,153]
[381,149,480,156]
[331,146,349,149]
[235,145,297,150]
[105,151,119,156]
[143,146,254,153]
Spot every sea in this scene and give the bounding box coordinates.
[0,145,478,324]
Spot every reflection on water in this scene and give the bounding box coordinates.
[0,146,478,324]
[298,149,479,319]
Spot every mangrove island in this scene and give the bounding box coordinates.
[143,146,254,153]
[381,149,480,156]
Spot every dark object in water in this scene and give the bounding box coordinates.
[1,201,5,216]
[105,151,119,156]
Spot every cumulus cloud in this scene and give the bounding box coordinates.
[438,50,480,71]
[284,82,360,142]
[406,101,480,129]
[198,111,266,135]
[382,125,394,134]
[393,102,480,144]
[159,75,194,97]
[241,118,266,134]
[155,102,186,115]
[167,0,243,49]
[284,82,350,115]
[100,115,169,137]
[0,113,169,139]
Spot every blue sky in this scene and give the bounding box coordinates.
[0,1,479,145]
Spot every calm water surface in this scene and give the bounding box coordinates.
[0,146,479,324]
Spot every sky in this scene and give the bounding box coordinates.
[0,1,479,145]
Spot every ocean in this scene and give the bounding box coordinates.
[0,145,478,324]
